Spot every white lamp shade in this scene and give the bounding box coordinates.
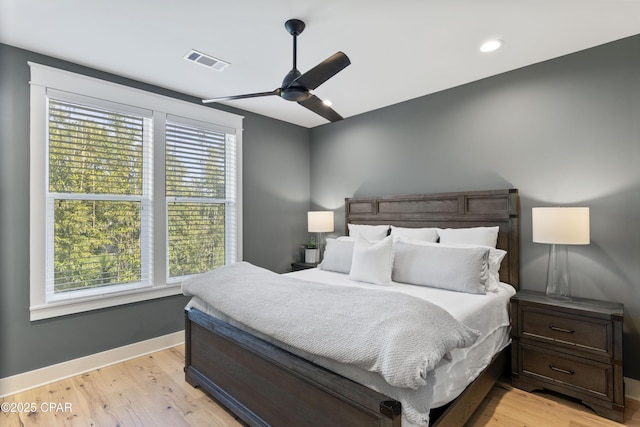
[307,211,334,233]
[532,207,590,245]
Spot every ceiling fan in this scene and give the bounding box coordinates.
[202,19,351,122]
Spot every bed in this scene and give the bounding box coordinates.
[183,188,520,426]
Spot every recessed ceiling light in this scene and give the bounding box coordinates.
[480,39,503,53]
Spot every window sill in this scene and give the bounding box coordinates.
[29,284,184,321]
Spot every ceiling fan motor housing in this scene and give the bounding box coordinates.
[281,85,310,102]
[281,68,310,101]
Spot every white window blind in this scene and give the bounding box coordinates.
[46,96,153,300]
[165,118,236,278]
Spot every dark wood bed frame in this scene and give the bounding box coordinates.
[185,188,520,426]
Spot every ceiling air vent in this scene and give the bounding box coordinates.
[184,49,230,71]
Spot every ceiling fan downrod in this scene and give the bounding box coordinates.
[285,18,305,70]
[281,19,308,101]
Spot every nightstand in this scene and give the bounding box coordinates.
[291,262,318,271]
[511,290,624,422]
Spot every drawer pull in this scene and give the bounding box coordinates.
[549,364,575,375]
[549,325,575,334]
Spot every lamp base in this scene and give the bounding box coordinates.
[317,232,325,263]
[545,244,571,301]
[546,294,572,302]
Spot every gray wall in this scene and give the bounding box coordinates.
[242,113,311,272]
[0,43,310,378]
[2,33,639,383]
[310,35,640,379]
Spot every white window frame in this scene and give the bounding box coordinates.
[29,63,243,321]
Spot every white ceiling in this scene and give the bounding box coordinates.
[2,0,639,128]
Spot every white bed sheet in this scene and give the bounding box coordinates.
[286,268,516,408]
[186,267,515,426]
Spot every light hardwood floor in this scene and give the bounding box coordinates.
[1,345,639,426]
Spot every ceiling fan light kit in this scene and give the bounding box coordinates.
[202,19,350,122]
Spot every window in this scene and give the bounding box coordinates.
[29,63,243,320]
[165,117,237,278]
[46,95,153,301]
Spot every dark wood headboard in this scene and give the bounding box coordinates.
[345,189,520,289]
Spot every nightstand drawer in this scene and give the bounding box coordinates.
[521,307,610,354]
[521,344,612,399]
[511,291,624,422]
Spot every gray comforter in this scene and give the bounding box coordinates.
[182,262,479,391]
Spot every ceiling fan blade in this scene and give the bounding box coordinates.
[203,89,281,103]
[293,52,351,90]
[298,95,344,122]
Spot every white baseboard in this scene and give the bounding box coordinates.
[0,331,184,398]
[626,377,640,402]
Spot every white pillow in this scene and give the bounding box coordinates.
[487,249,506,291]
[348,223,390,241]
[348,235,394,285]
[439,243,506,292]
[390,226,438,242]
[392,240,490,294]
[437,226,500,248]
[396,238,506,292]
[318,238,355,273]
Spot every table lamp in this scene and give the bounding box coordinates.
[307,211,334,262]
[532,207,590,300]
